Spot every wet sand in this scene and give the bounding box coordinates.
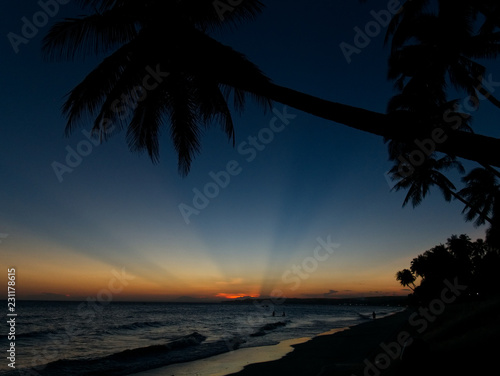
[226,310,411,376]
[129,336,313,376]
[129,311,411,376]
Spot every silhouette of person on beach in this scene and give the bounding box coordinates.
[282,311,286,317]
[272,310,276,317]
[372,311,376,319]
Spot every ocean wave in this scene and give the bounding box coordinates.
[109,332,207,360]
[250,321,289,337]
[221,334,247,350]
[16,328,60,339]
[25,332,207,376]
[108,320,166,332]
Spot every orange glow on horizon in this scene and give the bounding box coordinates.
[3,240,410,302]
[215,293,260,299]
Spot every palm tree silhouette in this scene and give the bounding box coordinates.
[385,0,500,174]
[395,268,416,291]
[389,155,466,206]
[411,244,458,282]
[43,0,273,175]
[458,167,499,226]
[447,234,474,284]
[386,0,500,38]
[385,98,472,164]
[485,202,500,248]
[42,0,500,173]
[387,1,500,112]
[390,155,497,225]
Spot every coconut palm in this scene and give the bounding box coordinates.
[447,234,472,258]
[459,167,500,226]
[43,0,500,174]
[390,155,497,224]
[390,155,465,205]
[485,198,500,248]
[387,1,500,113]
[385,98,472,163]
[477,1,500,34]
[395,269,416,291]
[410,244,457,282]
[447,234,474,284]
[43,0,274,175]
[364,0,500,44]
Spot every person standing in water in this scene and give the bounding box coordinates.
[372,311,376,319]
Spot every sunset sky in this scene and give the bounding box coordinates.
[0,0,494,302]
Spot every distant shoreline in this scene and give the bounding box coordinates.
[220,296,408,306]
[13,296,408,306]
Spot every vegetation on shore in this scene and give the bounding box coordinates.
[396,233,500,303]
[389,232,500,375]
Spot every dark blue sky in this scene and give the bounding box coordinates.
[0,0,493,300]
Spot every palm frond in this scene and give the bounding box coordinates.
[42,12,137,61]
[126,81,167,163]
[185,0,266,33]
[192,78,235,144]
[75,0,124,12]
[385,0,431,46]
[62,43,134,134]
[91,53,163,138]
[167,74,202,176]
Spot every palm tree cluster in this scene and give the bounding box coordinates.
[384,0,500,242]
[391,162,500,247]
[396,234,500,302]
[387,0,500,111]
[382,0,500,158]
[385,0,500,162]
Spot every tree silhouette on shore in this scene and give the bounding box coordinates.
[396,233,500,301]
[459,168,499,226]
[395,269,416,291]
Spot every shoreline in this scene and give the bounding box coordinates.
[128,336,314,376]
[225,310,412,376]
[128,311,410,376]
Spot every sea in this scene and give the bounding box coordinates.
[1,301,403,376]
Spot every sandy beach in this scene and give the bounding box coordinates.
[129,311,412,376]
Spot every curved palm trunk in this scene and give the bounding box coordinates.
[406,283,415,292]
[243,81,500,168]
